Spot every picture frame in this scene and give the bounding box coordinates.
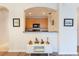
[64,18,74,27]
[13,18,20,27]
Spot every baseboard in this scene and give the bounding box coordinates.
[59,51,78,56]
[8,50,26,52]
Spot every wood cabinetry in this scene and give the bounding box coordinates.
[25,17,48,32]
[25,11,58,32]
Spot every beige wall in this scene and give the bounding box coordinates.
[0,3,58,52]
[48,11,59,32]
[0,3,77,54]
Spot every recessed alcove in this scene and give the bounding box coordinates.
[24,7,58,32]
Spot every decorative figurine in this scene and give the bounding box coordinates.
[29,40,33,45]
[41,39,44,44]
[46,37,50,44]
[35,38,39,44]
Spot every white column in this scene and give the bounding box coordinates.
[58,3,77,55]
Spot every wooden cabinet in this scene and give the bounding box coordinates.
[25,18,48,32]
[48,11,58,32]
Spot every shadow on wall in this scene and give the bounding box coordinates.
[0,6,9,51]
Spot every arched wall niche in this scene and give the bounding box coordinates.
[0,5,9,51]
[24,7,58,32]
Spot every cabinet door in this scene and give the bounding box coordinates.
[48,11,58,32]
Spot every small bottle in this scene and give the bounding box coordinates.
[35,38,39,44]
[46,37,50,44]
[41,39,44,44]
[29,40,33,45]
